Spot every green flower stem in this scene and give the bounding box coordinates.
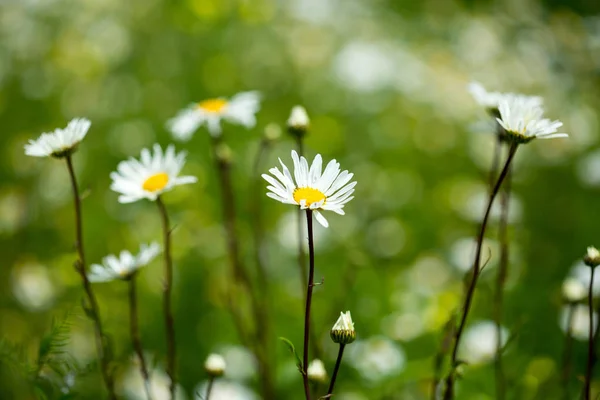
[494,159,512,400]
[585,267,596,400]
[562,302,576,400]
[205,376,215,400]
[326,344,346,396]
[128,275,153,400]
[302,209,316,400]
[156,196,177,400]
[65,155,116,400]
[443,141,519,400]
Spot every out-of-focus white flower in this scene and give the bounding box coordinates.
[24,118,91,158]
[307,359,328,383]
[467,82,504,110]
[346,336,405,382]
[194,380,257,400]
[331,311,356,344]
[560,304,598,341]
[570,261,600,297]
[121,365,186,400]
[12,263,56,311]
[584,246,600,268]
[167,91,261,140]
[459,320,508,364]
[110,144,197,203]
[204,354,226,377]
[496,95,567,143]
[262,150,356,228]
[287,105,309,134]
[562,277,587,303]
[88,243,160,283]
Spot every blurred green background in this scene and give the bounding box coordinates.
[2,0,600,398]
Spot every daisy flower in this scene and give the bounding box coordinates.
[110,144,197,203]
[89,242,161,282]
[287,105,309,136]
[262,150,356,228]
[167,91,261,140]
[24,118,91,158]
[468,82,543,112]
[496,95,568,144]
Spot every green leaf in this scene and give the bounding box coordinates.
[278,337,303,372]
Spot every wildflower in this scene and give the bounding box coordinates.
[204,354,226,378]
[468,82,504,112]
[287,105,309,137]
[330,311,356,344]
[306,359,328,383]
[110,144,197,203]
[88,243,160,282]
[496,95,567,144]
[167,91,261,140]
[563,277,587,303]
[24,118,91,158]
[262,150,356,228]
[584,246,600,268]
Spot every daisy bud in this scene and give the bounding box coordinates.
[307,359,328,383]
[287,105,309,137]
[204,353,226,377]
[263,123,281,142]
[584,246,600,268]
[330,311,356,344]
[563,277,587,303]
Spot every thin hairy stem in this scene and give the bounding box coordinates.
[562,303,576,400]
[205,376,215,400]
[156,196,176,400]
[65,155,116,399]
[211,136,274,399]
[586,267,596,400]
[431,315,456,400]
[129,276,153,400]
[494,159,512,400]
[302,209,316,400]
[326,344,346,396]
[443,142,519,400]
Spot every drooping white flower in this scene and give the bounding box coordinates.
[468,82,542,112]
[110,144,197,203]
[496,95,567,143]
[287,105,309,133]
[262,150,356,228]
[24,118,91,158]
[204,353,226,377]
[307,359,328,383]
[167,91,261,140]
[331,311,356,344]
[88,242,160,282]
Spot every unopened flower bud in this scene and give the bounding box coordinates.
[307,359,328,383]
[330,311,355,344]
[584,246,600,268]
[263,123,281,142]
[204,353,226,377]
[287,106,309,137]
[562,277,587,303]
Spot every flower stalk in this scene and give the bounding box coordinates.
[128,275,152,400]
[302,209,316,400]
[326,344,346,396]
[64,155,116,400]
[585,266,596,400]
[561,302,576,399]
[156,196,177,399]
[443,142,519,399]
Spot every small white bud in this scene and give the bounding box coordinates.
[307,359,328,383]
[330,311,356,344]
[585,246,600,268]
[204,353,226,377]
[287,106,309,136]
[562,277,587,303]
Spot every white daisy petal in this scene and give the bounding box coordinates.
[88,243,161,283]
[263,150,355,228]
[166,105,205,142]
[110,144,197,203]
[24,118,91,158]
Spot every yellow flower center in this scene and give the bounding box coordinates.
[143,172,169,192]
[198,98,228,113]
[293,187,326,207]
